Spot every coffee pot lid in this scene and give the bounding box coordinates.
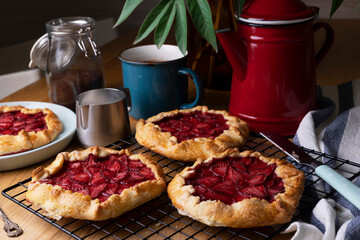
[238,0,318,24]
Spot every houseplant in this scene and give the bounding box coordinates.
[114,0,346,55]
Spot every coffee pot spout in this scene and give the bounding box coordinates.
[216,29,247,81]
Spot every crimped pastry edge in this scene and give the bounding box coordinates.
[135,106,249,162]
[167,149,305,228]
[26,146,166,221]
[0,105,63,155]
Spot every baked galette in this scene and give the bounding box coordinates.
[26,146,166,221]
[168,149,305,228]
[0,105,63,156]
[135,106,249,162]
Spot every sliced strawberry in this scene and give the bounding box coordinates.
[108,161,121,172]
[0,115,15,123]
[104,183,118,196]
[193,185,207,195]
[59,177,72,189]
[241,185,267,198]
[87,154,99,167]
[227,167,244,184]
[102,170,115,178]
[231,161,246,172]
[197,176,220,186]
[91,171,107,184]
[0,122,11,128]
[212,164,228,176]
[203,191,231,204]
[234,193,248,202]
[128,160,145,169]
[25,121,44,132]
[112,172,128,182]
[128,172,145,181]
[247,174,267,185]
[89,183,106,199]
[212,181,236,195]
[72,173,90,183]
[195,122,212,129]
[267,188,282,196]
[68,162,82,170]
[160,126,176,133]
[138,168,155,179]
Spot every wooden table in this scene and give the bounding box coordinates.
[0,19,359,240]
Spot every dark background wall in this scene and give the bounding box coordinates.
[0,0,158,48]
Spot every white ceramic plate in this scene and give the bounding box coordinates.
[0,101,76,171]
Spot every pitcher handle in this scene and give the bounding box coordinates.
[178,68,203,109]
[118,86,132,112]
[313,22,334,66]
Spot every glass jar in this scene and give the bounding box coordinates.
[30,17,105,111]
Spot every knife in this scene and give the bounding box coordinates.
[260,132,360,210]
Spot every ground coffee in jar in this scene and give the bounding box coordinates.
[30,17,105,111]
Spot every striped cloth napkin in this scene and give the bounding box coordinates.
[282,78,360,240]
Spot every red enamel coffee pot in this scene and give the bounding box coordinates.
[216,0,334,135]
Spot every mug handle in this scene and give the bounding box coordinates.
[178,68,203,109]
[313,22,334,66]
[118,86,132,112]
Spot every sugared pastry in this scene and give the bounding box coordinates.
[0,105,63,156]
[26,147,166,221]
[167,149,305,228]
[135,106,249,162]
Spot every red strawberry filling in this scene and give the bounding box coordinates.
[0,111,47,135]
[39,154,156,202]
[185,156,285,205]
[153,111,229,142]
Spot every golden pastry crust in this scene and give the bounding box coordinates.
[26,146,166,221]
[167,149,305,228]
[0,105,63,156]
[135,106,249,162]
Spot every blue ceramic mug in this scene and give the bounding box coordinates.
[119,44,203,120]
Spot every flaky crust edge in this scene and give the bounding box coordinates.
[26,146,166,221]
[135,106,249,162]
[167,149,305,228]
[0,105,63,155]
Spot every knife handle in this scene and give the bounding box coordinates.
[315,165,360,209]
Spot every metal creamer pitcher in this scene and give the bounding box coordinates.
[76,88,131,148]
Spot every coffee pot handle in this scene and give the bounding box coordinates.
[313,22,334,66]
[178,68,203,109]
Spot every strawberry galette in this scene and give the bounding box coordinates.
[135,106,249,162]
[168,149,305,228]
[0,105,63,156]
[26,147,166,221]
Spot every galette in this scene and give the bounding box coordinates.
[0,105,63,156]
[167,149,305,228]
[135,106,249,162]
[26,146,166,221]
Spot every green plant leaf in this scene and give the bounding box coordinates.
[330,0,344,17]
[187,0,218,52]
[154,2,176,49]
[174,0,187,55]
[234,0,246,17]
[114,0,143,28]
[134,0,172,44]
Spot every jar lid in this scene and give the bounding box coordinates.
[238,0,318,25]
[28,33,75,70]
[29,17,95,70]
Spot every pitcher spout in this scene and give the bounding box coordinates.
[216,28,247,81]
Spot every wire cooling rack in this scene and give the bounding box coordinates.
[3,135,360,240]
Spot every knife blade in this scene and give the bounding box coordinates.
[260,132,360,210]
